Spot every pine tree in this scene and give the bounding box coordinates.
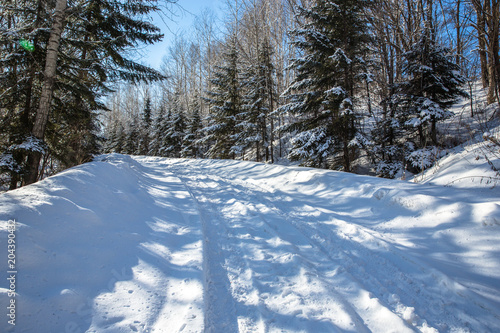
[1,0,168,187]
[279,0,370,171]
[0,0,53,188]
[237,64,261,160]
[164,93,187,158]
[103,118,120,153]
[47,102,102,167]
[140,96,153,155]
[394,33,468,149]
[116,122,126,154]
[149,106,166,156]
[124,117,140,155]
[370,99,406,178]
[203,35,242,160]
[182,96,203,158]
[240,38,276,162]
[159,108,173,157]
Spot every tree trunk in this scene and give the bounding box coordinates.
[25,0,67,185]
[431,117,437,145]
[343,141,350,172]
[268,63,275,164]
[425,0,435,41]
[485,0,500,104]
[22,0,44,132]
[473,0,490,88]
[455,0,462,68]
[418,124,425,147]
[9,172,19,191]
[6,7,19,190]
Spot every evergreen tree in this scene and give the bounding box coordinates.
[182,96,203,158]
[0,0,52,188]
[240,38,275,162]
[118,123,127,154]
[159,108,173,157]
[370,100,406,178]
[394,33,468,148]
[140,96,153,155]
[103,118,121,153]
[124,117,140,155]
[237,63,261,160]
[1,0,168,187]
[163,93,187,158]
[47,103,102,167]
[279,0,370,171]
[202,35,242,160]
[149,106,166,156]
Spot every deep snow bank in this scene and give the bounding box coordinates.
[0,154,204,332]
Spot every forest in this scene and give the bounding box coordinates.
[1,0,499,190]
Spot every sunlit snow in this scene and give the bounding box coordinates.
[1,153,499,332]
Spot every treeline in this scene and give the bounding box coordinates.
[105,0,499,178]
[104,0,295,163]
[2,0,499,189]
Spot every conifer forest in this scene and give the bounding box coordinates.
[1,0,499,189]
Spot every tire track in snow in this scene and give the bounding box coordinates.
[126,157,206,333]
[210,167,500,333]
[161,159,500,332]
[174,171,278,332]
[167,161,412,333]
[172,169,240,333]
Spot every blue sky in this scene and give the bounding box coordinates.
[141,0,221,70]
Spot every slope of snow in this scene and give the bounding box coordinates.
[411,123,500,189]
[414,82,500,189]
[1,153,500,332]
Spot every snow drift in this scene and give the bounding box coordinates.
[1,153,499,332]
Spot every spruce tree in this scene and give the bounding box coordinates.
[1,0,168,187]
[124,117,140,155]
[164,93,187,158]
[159,108,173,157]
[140,96,153,155]
[240,38,275,162]
[47,102,102,167]
[116,122,126,154]
[370,100,406,178]
[0,0,51,188]
[103,118,120,153]
[203,35,242,160]
[280,0,370,171]
[182,96,203,158]
[394,33,468,148]
[149,105,166,157]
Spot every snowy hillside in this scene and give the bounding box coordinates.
[411,129,500,189]
[410,82,500,189]
[1,154,500,332]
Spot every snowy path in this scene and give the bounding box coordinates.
[153,157,500,333]
[168,161,411,332]
[1,154,500,332]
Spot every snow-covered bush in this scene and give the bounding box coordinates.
[407,147,446,170]
[375,161,404,179]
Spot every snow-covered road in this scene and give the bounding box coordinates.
[1,154,500,332]
[169,159,418,332]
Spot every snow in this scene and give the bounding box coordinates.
[0,154,18,172]
[411,129,500,189]
[12,136,47,154]
[1,153,500,332]
[411,82,500,189]
[407,147,447,169]
[325,86,346,97]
